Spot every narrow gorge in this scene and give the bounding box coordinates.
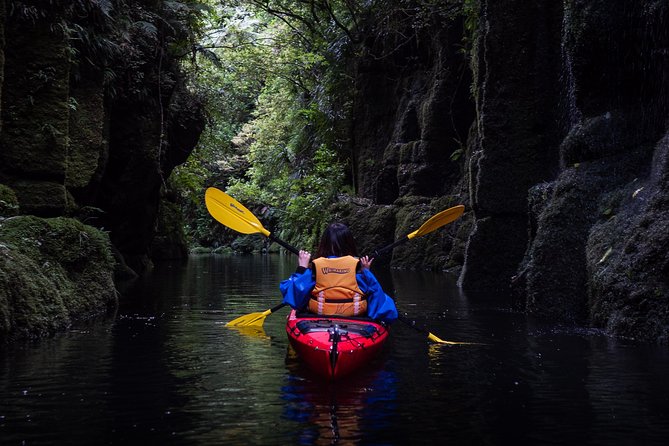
[1,0,667,342]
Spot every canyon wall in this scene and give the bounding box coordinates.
[348,0,669,341]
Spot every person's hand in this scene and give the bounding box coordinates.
[298,250,311,268]
[360,255,374,270]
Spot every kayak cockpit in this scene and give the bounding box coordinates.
[286,310,389,379]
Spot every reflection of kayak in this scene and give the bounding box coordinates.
[286,309,389,379]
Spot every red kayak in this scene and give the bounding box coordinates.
[286,310,389,379]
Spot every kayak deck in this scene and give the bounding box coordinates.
[286,310,389,379]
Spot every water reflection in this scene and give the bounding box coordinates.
[282,357,397,445]
[228,325,270,340]
[2,254,669,445]
[0,316,117,444]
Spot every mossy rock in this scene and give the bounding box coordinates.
[0,216,116,339]
[0,184,19,217]
[212,246,233,255]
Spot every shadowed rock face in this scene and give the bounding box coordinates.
[353,20,473,206]
[349,1,669,340]
[512,0,669,340]
[349,5,475,271]
[459,0,564,291]
[0,13,71,217]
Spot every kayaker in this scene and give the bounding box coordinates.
[279,222,398,323]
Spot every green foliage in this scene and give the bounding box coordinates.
[171,3,274,245]
[172,1,353,250]
[175,1,477,250]
[461,0,479,37]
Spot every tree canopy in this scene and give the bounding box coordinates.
[172,0,360,250]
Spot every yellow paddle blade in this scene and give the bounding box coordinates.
[205,187,270,236]
[407,205,465,239]
[427,332,484,345]
[225,308,272,327]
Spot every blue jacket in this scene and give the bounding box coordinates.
[280,263,398,323]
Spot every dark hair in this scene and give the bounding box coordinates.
[314,222,359,258]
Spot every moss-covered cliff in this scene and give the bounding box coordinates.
[0,0,205,339]
[508,0,669,341]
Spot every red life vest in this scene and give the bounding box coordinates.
[308,256,368,317]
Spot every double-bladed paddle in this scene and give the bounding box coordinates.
[205,187,468,344]
[205,186,464,262]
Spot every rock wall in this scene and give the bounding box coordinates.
[0,1,205,339]
[0,1,204,272]
[459,0,564,290]
[0,8,71,216]
[67,74,106,193]
[349,0,669,341]
[516,0,669,340]
[463,0,669,339]
[585,135,669,340]
[98,83,204,273]
[349,3,475,270]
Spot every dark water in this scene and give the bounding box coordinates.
[1,254,669,445]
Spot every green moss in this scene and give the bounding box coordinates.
[212,246,233,254]
[1,215,113,265]
[0,248,70,338]
[0,22,70,178]
[66,79,105,189]
[0,216,116,339]
[10,180,67,217]
[0,184,19,217]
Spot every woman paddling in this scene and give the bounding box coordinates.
[280,222,398,323]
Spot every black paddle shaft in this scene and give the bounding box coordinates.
[269,302,288,313]
[397,314,429,336]
[268,233,300,255]
[269,226,411,259]
[372,237,409,258]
